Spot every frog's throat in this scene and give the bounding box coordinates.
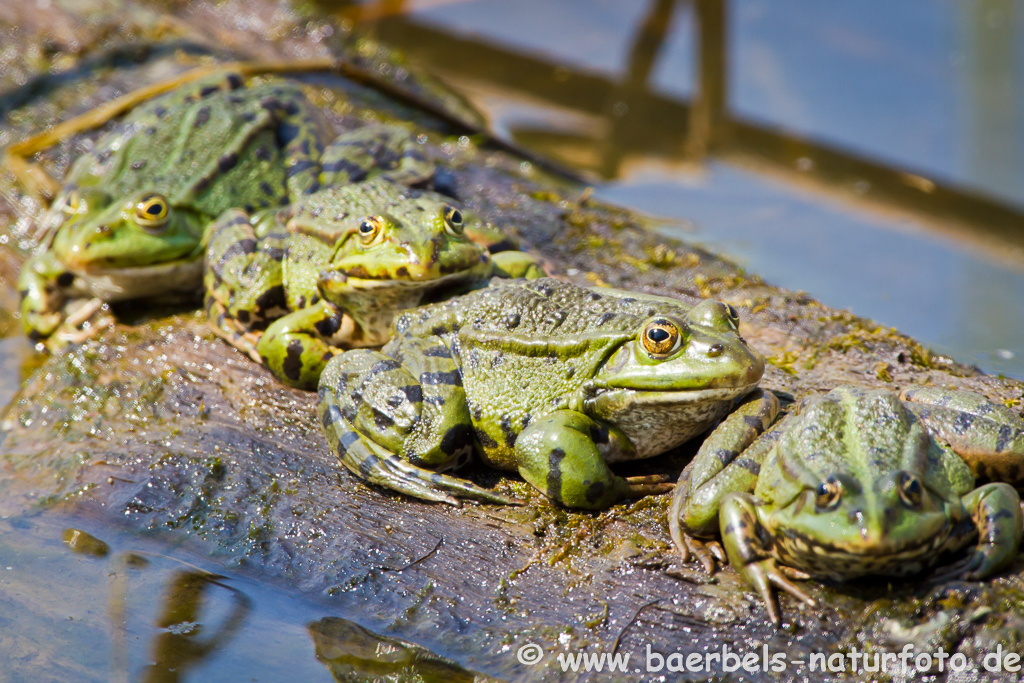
[65,256,204,301]
[586,384,761,460]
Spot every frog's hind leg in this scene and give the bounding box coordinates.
[204,209,288,362]
[319,124,434,187]
[318,342,518,505]
[902,388,1024,485]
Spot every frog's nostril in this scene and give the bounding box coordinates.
[707,343,723,357]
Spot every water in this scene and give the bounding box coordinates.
[343,0,1024,378]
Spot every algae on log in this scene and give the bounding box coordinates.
[1,1,1024,681]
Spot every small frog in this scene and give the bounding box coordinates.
[670,385,1024,625]
[16,70,469,341]
[205,178,543,390]
[318,278,764,507]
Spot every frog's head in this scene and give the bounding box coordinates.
[587,300,765,457]
[757,388,959,578]
[52,188,205,272]
[317,195,493,301]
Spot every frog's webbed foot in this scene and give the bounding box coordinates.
[205,296,264,365]
[43,298,114,349]
[672,529,726,574]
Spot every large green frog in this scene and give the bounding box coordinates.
[206,178,542,390]
[17,71,446,340]
[317,278,765,508]
[670,385,1024,625]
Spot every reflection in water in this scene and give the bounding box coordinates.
[308,617,484,683]
[141,571,252,683]
[325,0,1024,378]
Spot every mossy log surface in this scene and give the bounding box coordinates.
[1,2,1023,681]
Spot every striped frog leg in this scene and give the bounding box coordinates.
[669,389,780,571]
[901,387,1024,485]
[255,301,349,390]
[319,124,434,187]
[204,209,289,361]
[932,481,1023,583]
[718,492,816,627]
[514,411,673,510]
[318,336,519,506]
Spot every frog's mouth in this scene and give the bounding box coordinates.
[318,268,479,293]
[774,528,951,579]
[588,383,761,412]
[65,257,204,301]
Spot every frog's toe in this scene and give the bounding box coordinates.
[680,534,720,574]
[745,559,816,627]
[623,474,674,497]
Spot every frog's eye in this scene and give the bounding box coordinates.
[815,476,843,510]
[357,216,386,246]
[443,206,464,236]
[897,471,923,508]
[133,193,170,230]
[725,304,740,328]
[641,318,682,358]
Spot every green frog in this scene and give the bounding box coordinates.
[206,178,544,390]
[317,278,765,508]
[17,71,455,341]
[670,385,1024,625]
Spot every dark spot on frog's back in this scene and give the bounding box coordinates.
[130,160,147,171]
[282,340,305,381]
[255,285,285,313]
[533,282,554,297]
[194,106,211,127]
[395,266,409,278]
[218,152,239,173]
[597,312,616,326]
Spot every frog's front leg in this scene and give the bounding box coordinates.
[935,483,1023,581]
[205,209,288,360]
[255,301,350,390]
[670,389,779,571]
[18,250,69,339]
[319,124,433,187]
[490,251,547,280]
[719,492,815,627]
[514,410,672,509]
[318,338,518,505]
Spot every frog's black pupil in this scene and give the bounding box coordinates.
[449,209,462,224]
[728,305,738,319]
[360,221,373,233]
[817,483,829,497]
[146,204,161,215]
[647,328,670,343]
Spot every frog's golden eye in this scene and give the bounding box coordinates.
[815,476,843,510]
[641,318,682,358]
[897,471,923,508]
[725,304,740,327]
[443,206,464,236]
[357,216,386,246]
[133,193,170,230]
